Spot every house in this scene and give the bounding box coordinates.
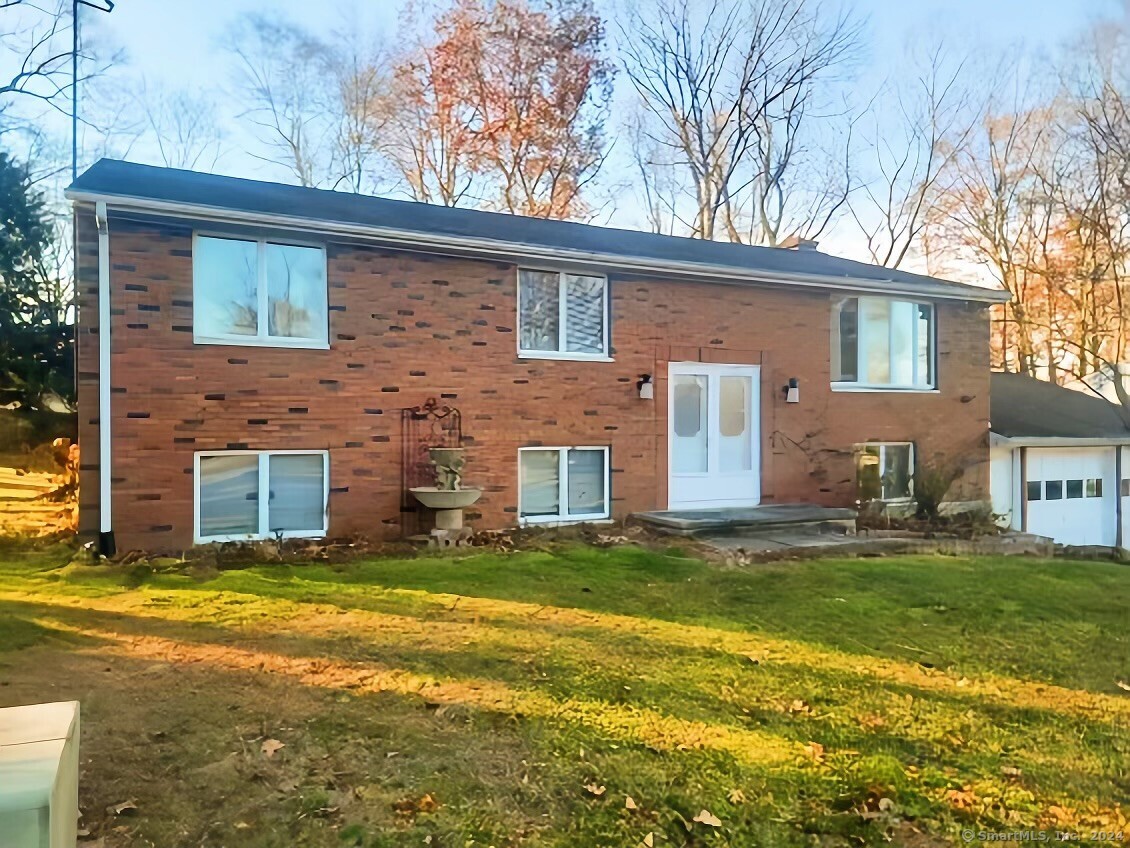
[990,371,1130,547]
[66,159,1009,554]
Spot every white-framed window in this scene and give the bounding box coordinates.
[194,450,329,543]
[518,446,610,523]
[855,442,913,502]
[193,233,329,348]
[517,268,609,359]
[832,296,935,390]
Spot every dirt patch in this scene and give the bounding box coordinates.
[0,642,542,847]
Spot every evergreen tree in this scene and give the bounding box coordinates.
[0,151,72,410]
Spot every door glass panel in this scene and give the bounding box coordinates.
[268,454,325,533]
[672,375,708,473]
[520,450,560,516]
[567,449,606,515]
[718,375,751,472]
[199,454,259,537]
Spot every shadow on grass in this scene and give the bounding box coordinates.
[115,547,1130,693]
[2,590,1124,816]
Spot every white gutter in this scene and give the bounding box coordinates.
[991,434,1130,447]
[65,190,1011,305]
[95,201,112,541]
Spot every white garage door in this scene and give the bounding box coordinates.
[1025,448,1116,546]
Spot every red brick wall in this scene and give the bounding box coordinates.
[76,211,991,553]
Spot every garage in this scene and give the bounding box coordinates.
[990,372,1129,548]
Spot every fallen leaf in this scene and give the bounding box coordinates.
[392,793,440,817]
[638,834,655,848]
[107,800,137,816]
[857,713,886,730]
[693,809,722,827]
[625,795,638,810]
[727,788,746,805]
[234,822,250,830]
[802,741,825,763]
[584,783,606,796]
[260,738,285,758]
[1046,805,1073,823]
[1116,680,1130,692]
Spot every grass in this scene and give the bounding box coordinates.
[0,543,1127,847]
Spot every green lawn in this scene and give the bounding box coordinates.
[0,543,1127,847]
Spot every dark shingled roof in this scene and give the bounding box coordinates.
[68,159,1007,302]
[990,371,1130,439]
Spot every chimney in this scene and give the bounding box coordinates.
[780,235,819,251]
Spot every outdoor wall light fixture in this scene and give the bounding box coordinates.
[783,377,800,403]
[637,374,654,400]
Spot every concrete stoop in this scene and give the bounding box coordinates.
[634,504,1058,560]
[708,531,1057,561]
[632,504,857,539]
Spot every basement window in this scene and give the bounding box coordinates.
[519,447,609,523]
[194,450,328,543]
[855,443,913,502]
[518,268,609,359]
[193,234,329,348]
[832,297,935,390]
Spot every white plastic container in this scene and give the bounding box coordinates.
[0,701,80,848]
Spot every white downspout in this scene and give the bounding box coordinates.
[95,201,112,548]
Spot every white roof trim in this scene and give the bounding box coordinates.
[65,190,1012,304]
[990,434,1130,447]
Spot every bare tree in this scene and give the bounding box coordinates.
[129,81,225,171]
[849,46,985,268]
[326,34,391,193]
[626,108,692,235]
[228,13,393,193]
[618,0,860,243]
[228,14,340,187]
[1,0,73,114]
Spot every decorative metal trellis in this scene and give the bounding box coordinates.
[400,398,464,533]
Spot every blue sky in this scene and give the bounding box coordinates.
[19,0,1129,263]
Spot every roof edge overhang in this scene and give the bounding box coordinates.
[990,434,1130,447]
[65,190,1012,304]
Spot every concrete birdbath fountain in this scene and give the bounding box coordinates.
[410,447,482,545]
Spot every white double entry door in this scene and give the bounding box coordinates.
[668,362,761,510]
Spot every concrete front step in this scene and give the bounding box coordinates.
[632,504,857,537]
